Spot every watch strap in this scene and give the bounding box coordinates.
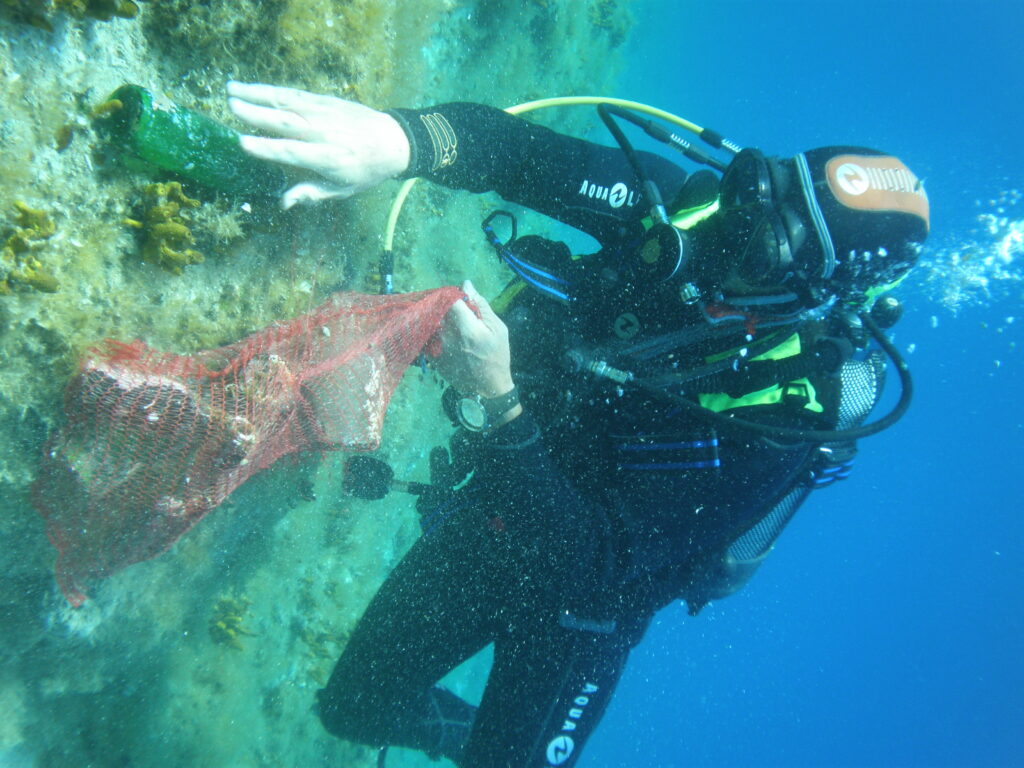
[480,386,519,419]
[456,386,520,433]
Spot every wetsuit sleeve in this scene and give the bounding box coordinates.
[389,102,689,243]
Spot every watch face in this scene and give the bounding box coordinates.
[457,397,487,431]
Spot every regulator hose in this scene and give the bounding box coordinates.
[630,312,912,443]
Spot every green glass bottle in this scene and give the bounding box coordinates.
[94,84,286,196]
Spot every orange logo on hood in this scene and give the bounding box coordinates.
[825,154,930,231]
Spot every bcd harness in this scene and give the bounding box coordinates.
[488,199,854,421]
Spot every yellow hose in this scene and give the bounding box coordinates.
[505,95,704,133]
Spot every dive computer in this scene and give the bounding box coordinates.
[456,387,520,433]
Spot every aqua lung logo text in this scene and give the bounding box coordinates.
[546,735,574,765]
[545,682,599,765]
[578,179,637,209]
[834,162,918,197]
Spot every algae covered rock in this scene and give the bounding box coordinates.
[0,1,636,765]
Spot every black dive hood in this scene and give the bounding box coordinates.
[718,147,931,304]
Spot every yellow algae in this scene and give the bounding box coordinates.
[90,97,123,119]
[125,181,204,274]
[12,200,56,236]
[2,201,59,294]
[208,594,257,651]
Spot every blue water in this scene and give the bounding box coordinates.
[584,2,1024,766]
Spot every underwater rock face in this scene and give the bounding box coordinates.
[0,0,633,765]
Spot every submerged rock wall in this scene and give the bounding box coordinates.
[0,1,634,766]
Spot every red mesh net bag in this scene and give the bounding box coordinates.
[33,286,463,606]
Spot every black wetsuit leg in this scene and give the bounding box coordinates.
[466,610,648,768]
[316,498,494,762]
[316,495,647,768]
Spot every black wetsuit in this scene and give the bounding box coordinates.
[317,104,846,767]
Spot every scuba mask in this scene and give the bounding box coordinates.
[716,146,930,305]
[571,105,930,313]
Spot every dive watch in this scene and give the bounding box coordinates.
[456,387,520,433]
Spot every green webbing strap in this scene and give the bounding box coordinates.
[751,332,801,362]
[697,333,825,413]
[671,199,720,230]
[698,378,824,414]
[490,278,528,315]
[641,199,720,232]
[631,311,912,443]
[863,272,908,308]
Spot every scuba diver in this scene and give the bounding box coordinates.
[227,81,929,767]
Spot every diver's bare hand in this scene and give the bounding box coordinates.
[436,281,517,404]
[227,81,410,209]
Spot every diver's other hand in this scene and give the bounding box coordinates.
[226,81,411,209]
[436,280,516,400]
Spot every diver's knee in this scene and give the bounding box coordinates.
[315,685,358,740]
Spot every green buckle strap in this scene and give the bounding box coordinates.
[698,333,824,414]
[698,377,823,414]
